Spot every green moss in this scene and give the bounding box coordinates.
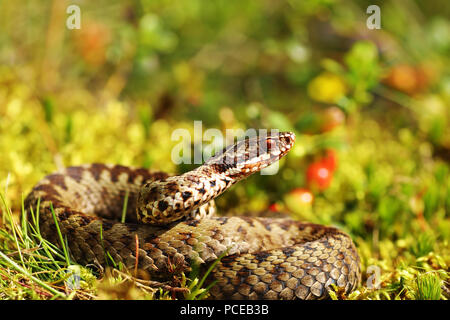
[414,273,442,300]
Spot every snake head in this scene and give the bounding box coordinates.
[204,131,296,179]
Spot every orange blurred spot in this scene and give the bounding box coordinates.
[290,188,314,204]
[74,21,111,67]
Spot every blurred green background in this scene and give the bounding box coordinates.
[0,0,449,299]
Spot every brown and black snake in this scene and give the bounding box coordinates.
[24,131,360,299]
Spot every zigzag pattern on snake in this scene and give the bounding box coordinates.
[24,131,361,299]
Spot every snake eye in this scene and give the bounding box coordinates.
[280,135,291,146]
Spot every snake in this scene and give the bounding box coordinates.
[24,131,360,300]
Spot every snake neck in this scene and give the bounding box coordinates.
[136,166,234,224]
[136,131,296,225]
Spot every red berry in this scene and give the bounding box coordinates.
[306,162,333,190]
[322,149,338,172]
[268,203,280,212]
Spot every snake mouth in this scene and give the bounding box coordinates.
[205,131,296,177]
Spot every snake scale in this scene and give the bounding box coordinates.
[24,131,360,299]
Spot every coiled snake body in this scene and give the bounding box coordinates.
[25,131,360,299]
